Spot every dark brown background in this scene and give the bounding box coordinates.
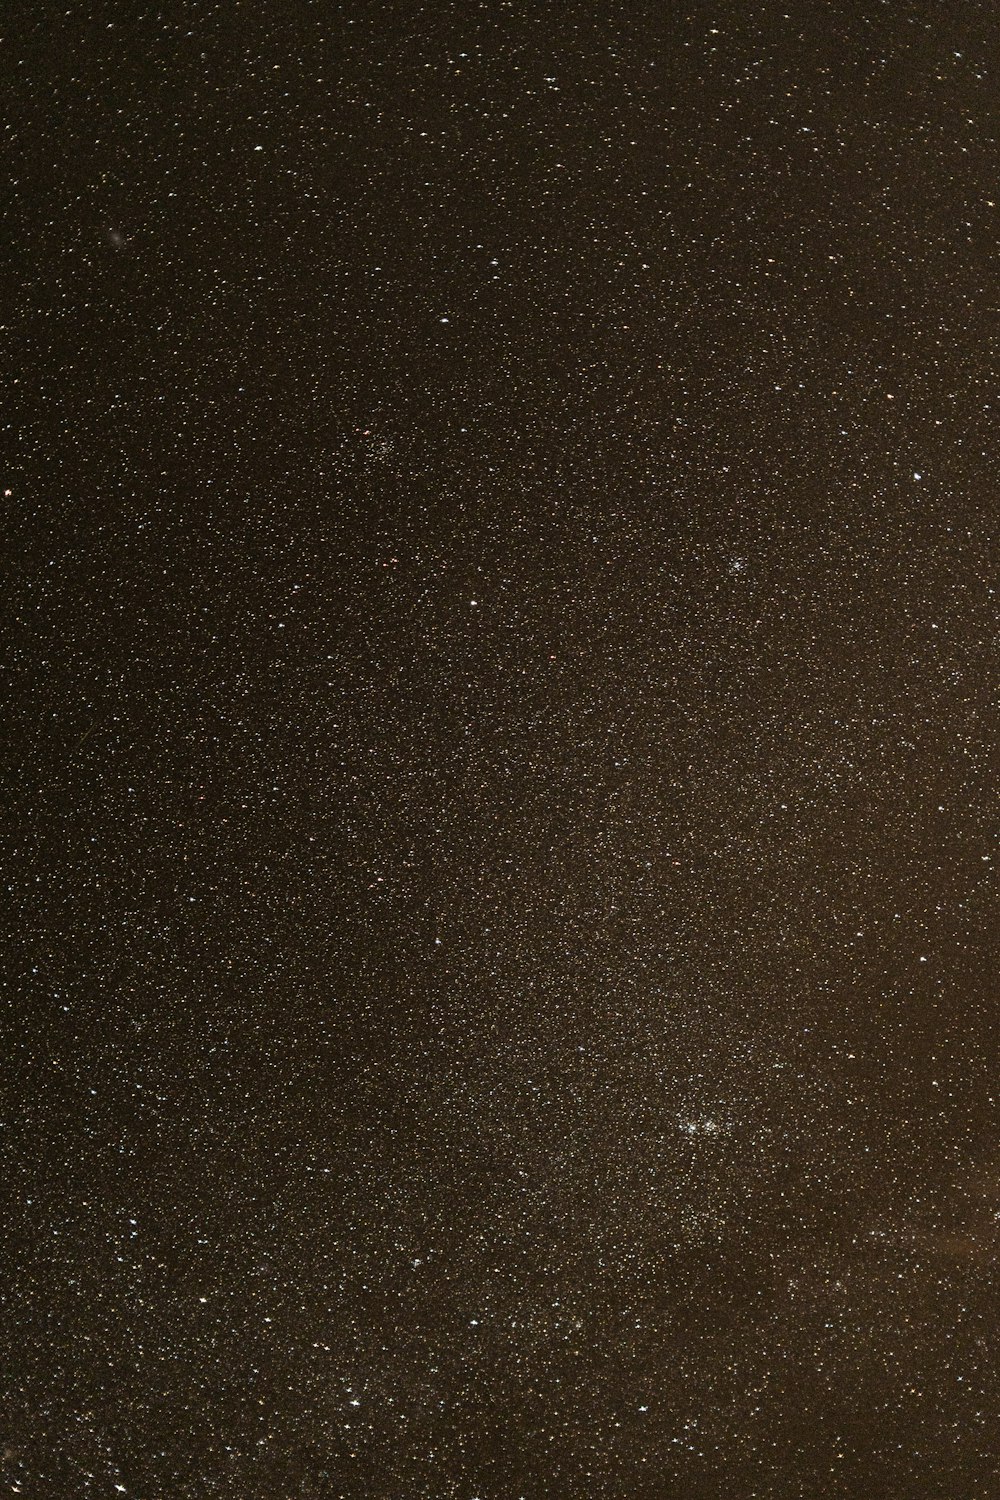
[3,1,997,1495]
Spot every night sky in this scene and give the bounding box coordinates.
[4,2,999,1496]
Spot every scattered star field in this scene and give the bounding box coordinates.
[3,2,998,1497]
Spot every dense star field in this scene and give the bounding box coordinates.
[3,2,998,1496]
